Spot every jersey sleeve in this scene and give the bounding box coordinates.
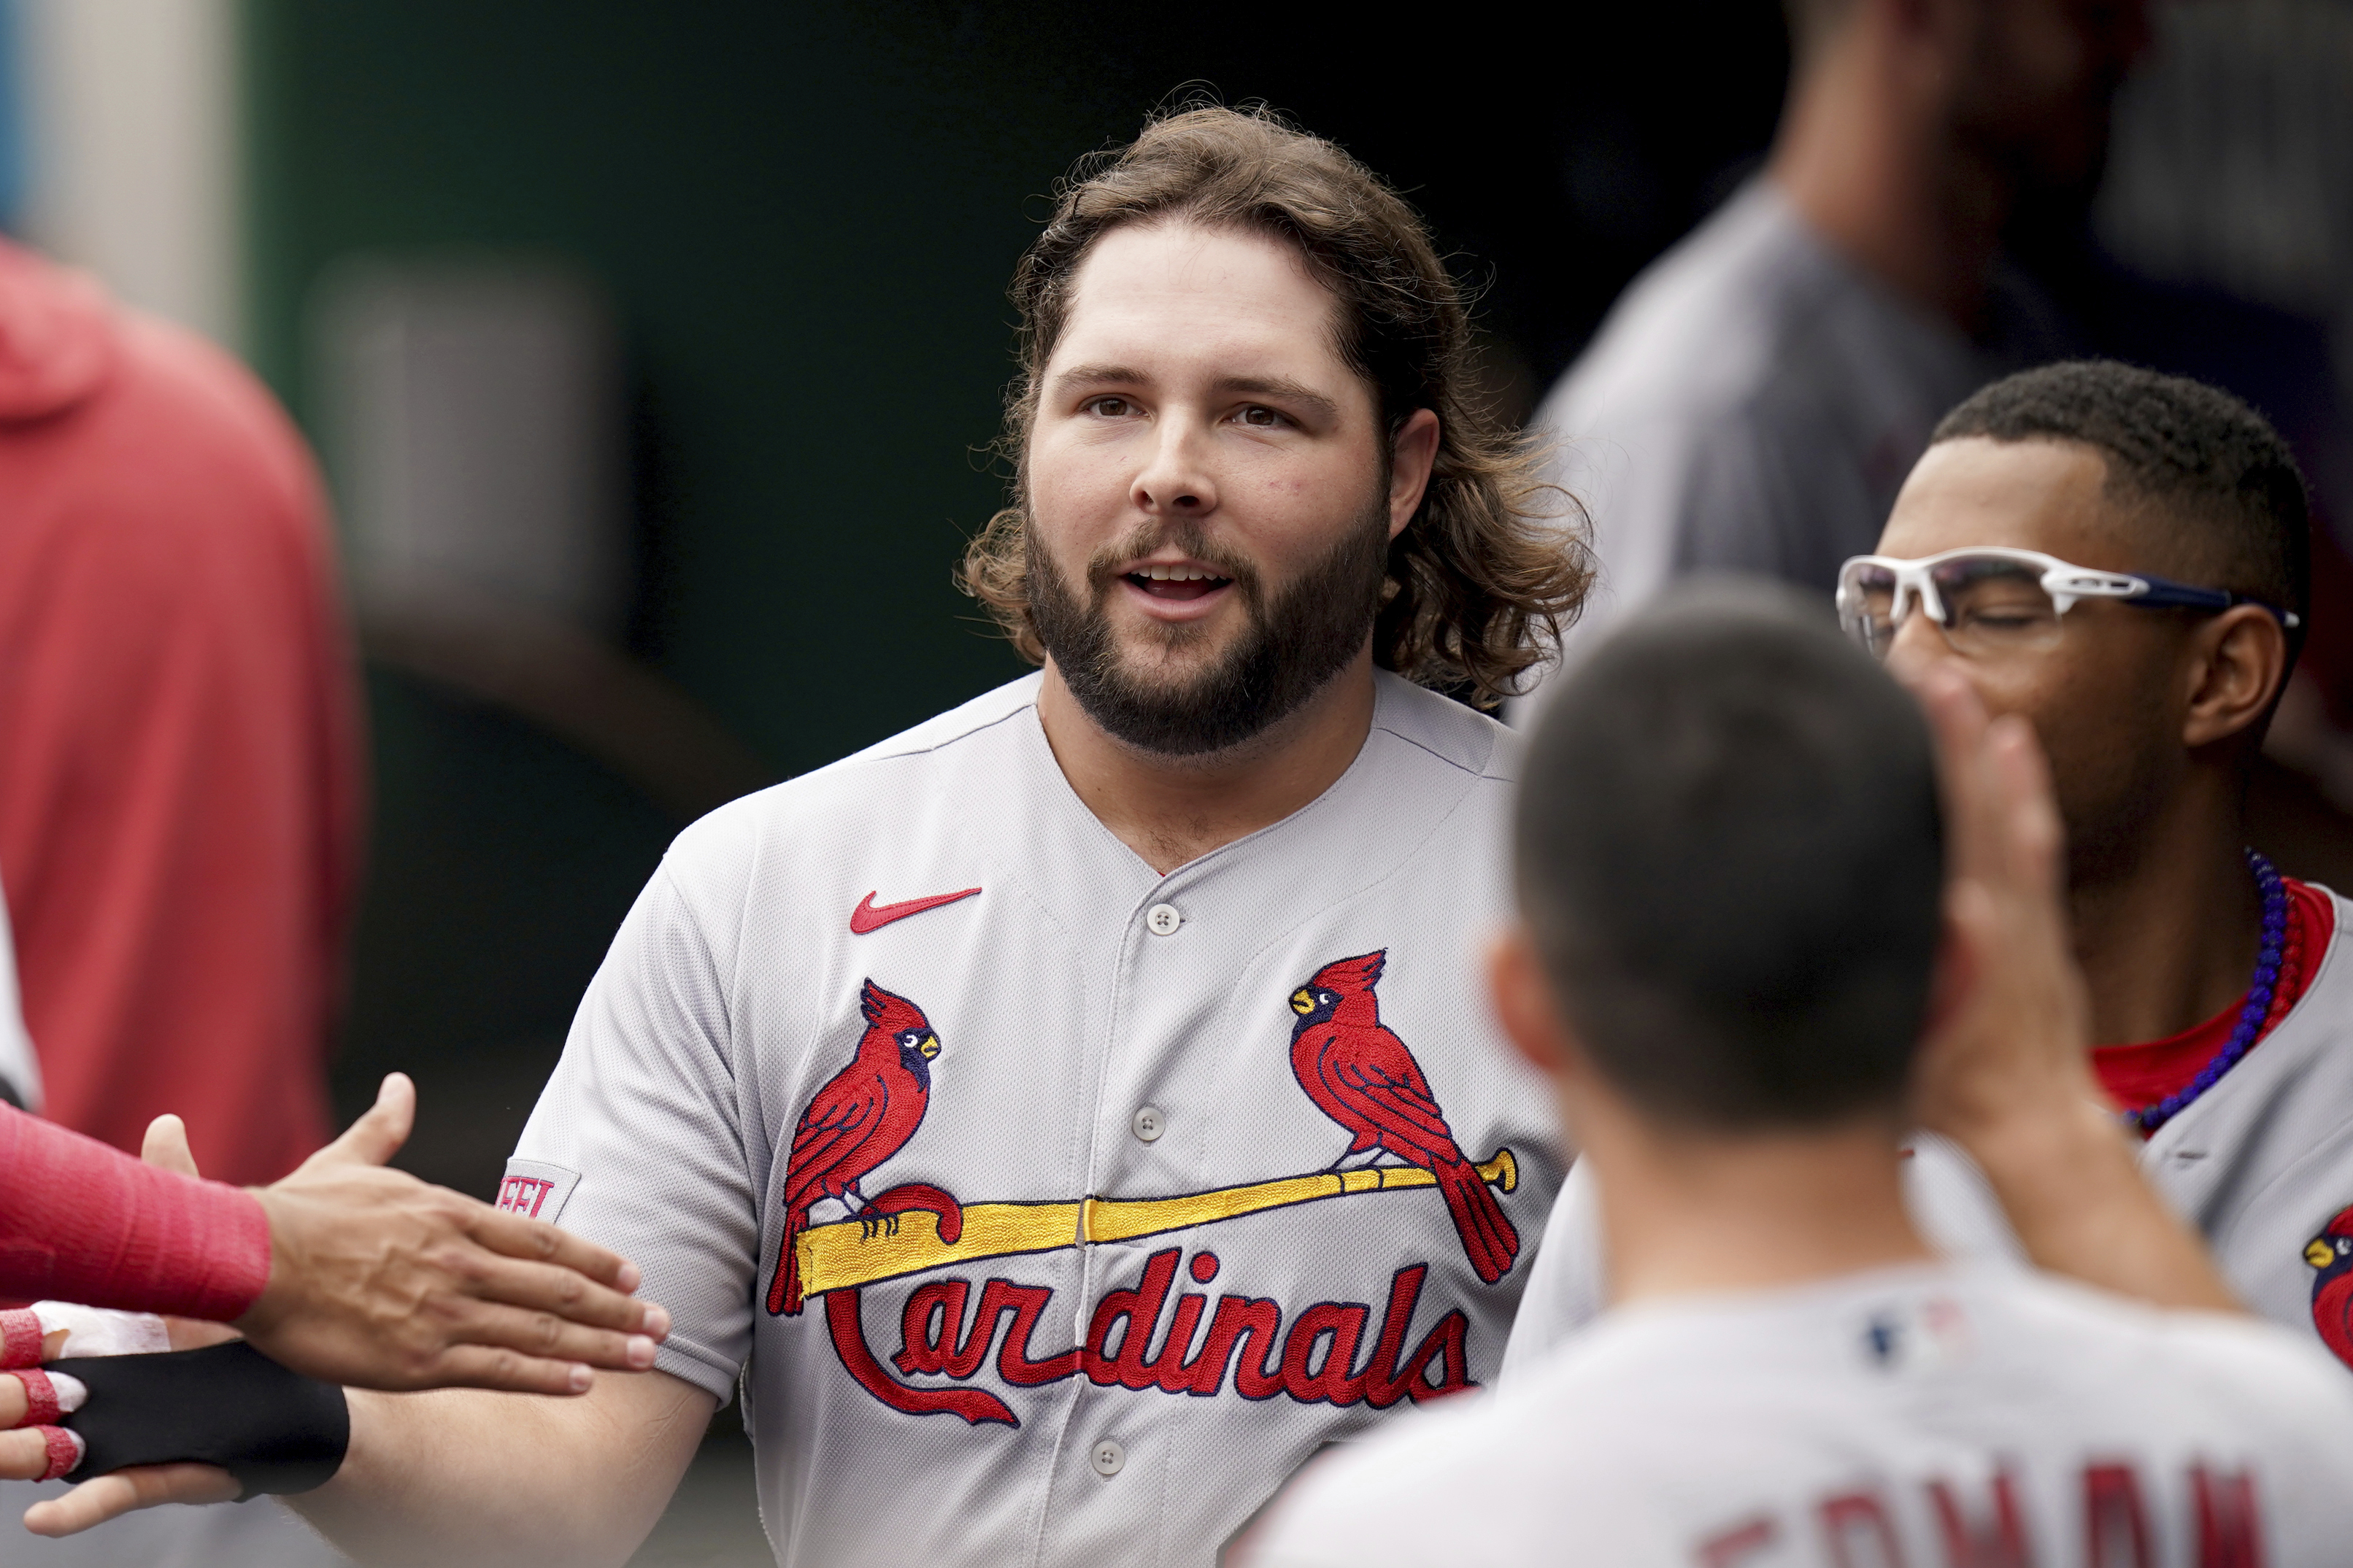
[507,859,758,1403]
[1665,400,1874,590]
[1541,394,1832,654]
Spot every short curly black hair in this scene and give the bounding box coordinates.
[1932,360,2310,657]
[1518,581,1942,1132]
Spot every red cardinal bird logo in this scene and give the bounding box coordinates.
[1287,950,1519,1284]
[2306,1205,2353,1367]
[768,981,942,1316]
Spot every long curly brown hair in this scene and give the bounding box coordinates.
[958,104,1590,708]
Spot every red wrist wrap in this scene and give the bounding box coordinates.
[0,1106,271,1320]
[0,1309,42,1370]
[16,1368,57,1425]
[36,1425,77,1481]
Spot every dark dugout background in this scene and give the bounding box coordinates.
[241,0,1792,1189]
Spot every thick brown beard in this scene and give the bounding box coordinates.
[1028,500,1393,757]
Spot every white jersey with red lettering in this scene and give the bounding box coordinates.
[1503,885,2353,1385]
[1241,1262,2353,1568]
[499,671,1564,1567]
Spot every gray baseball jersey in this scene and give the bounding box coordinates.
[1248,1263,2353,1567]
[1504,886,2353,1385]
[501,671,1565,1567]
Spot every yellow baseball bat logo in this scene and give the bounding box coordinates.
[797,1148,1518,1298]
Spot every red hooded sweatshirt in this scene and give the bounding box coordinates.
[0,239,361,1184]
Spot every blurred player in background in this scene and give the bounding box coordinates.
[1514,363,2353,1383]
[1522,0,2145,687]
[0,234,361,1184]
[0,209,361,1568]
[1241,584,2353,1567]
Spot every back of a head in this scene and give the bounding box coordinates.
[1933,360,2310,660]
[1516,582,1944,1131]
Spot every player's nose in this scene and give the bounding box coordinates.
[1132,417,1219,517]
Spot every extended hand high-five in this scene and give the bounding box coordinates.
[0,1073,672,1538]
[231,1073,669,1393]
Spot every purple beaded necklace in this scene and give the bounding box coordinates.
[2125,849,2287,1137]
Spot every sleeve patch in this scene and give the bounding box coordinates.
[496,1160,582,1224]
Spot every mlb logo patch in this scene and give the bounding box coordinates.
[1859,1294,1973,1374]
[496,1159,581,1223]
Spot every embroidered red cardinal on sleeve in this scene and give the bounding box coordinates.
[769,981,942,1316]
[1287,950,1519,1283]
[2306,1205,2353,1367]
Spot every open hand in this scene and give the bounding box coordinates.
[1906,664,2100,1143]
[11,1081,678,1540]
[1900,662,2238,1313]
[231,1073,670,1394]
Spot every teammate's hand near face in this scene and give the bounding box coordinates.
[1908,664,2099,1142]
[1906,663,2240,1313]
[232,1074,670,1394]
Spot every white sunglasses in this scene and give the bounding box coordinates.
[1836,546,2300,660]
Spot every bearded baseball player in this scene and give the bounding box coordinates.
[1509,361,2353,1384]
[26,107,1583,1561]
[1241,586,2353,1567]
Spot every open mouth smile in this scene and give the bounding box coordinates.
[1122,563,1236,604]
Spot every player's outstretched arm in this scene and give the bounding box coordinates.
[0,1075,663,1393]
[297,1375,714,1568]
[221,1075,671,1394]
[1908,666,2239,1314]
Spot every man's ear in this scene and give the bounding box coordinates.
[2182,603,2291,750]
[1386,409,1440,541]
[1486,924,1582,1080]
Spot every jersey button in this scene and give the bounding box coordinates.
[1090,1439,1125,1478]
[1146,903,1182,936]
[1132,1105,1166,1143]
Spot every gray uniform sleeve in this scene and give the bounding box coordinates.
[507,861,758,1402]
[1666,413,1795,579]
[1669,393,1909,594]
